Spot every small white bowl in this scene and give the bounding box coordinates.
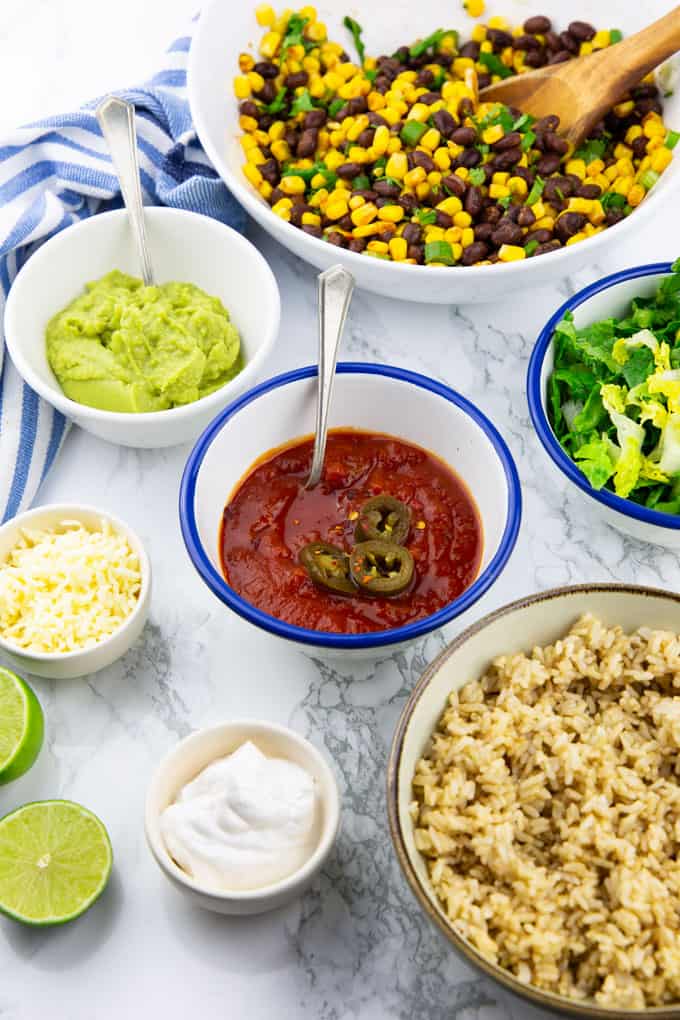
[179,363,521,658]
[0,503,151,680]
[388,583,680,1019]
[528,262,680,548]
[188,0,680,305]
[4,207,281,448]
[145,720,341,915]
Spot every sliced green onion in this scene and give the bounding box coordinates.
[524,240,539,257]
[264,87,287,115]
[328,98,345,118]
[521,130,536,152]
[665,129,680,150]
[468,167,486,186]
[352,174,371,190]
[497,195,512,210]
[640,169,660,191]
[525,175,545,206]
[342,15,366,65]
[410,28,458,59]
[425,240,455,265]
[609,28,623,44]
[478,52,513,80]
[401,120,428,146]
[415,208,437,225]
[290,89,315,115]
[512,113,534,132]
[601,191,626,209]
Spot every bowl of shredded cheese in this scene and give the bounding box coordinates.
[0,504,151,679]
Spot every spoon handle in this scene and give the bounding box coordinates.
[96,96,154,286]
[306,265,354,489]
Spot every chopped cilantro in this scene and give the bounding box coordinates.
[342,15,366,65]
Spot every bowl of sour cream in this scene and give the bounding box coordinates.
[144,720,341,915]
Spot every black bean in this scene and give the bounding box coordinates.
[419,92,442,106]
[461,148,483,168]
[544,30,562,51]
[492,147,522,170]
[568,20,595,41]
[477,72,492,89]
[433,109,456,137]
[464,186,484,218]
[290,203,310,226]
[544,131,569,155]
[285,71,308,88]
[347,237,366,252]
[304,109,326,129]
[548,50,572,64]
[534,240,562,256]
[559,31,579,53]
[524,48,548,68]
[416,68,435,88]
[632,136,648,159]
[355,190,378,202]
[577,183,602,199]
[325,231,345,246]
[534,115,560,135]
[239,100,259,118]
[513,166,535,186]
[296,129,318,158]
[301,224,322,238]
[458,98,475,118]
[441,174,467,198]
[517,206,536,228]
[373,76,390,94]
[407,243,424,263]
[633,83,659,99]
[524,15,551,34]
[367,113,389,128]
[525,228,553,245]
[374,178,401,197]
[461,241,490,265]
[451,126,477,146]
[474,222,494,242]
[334,105,350,121]
[259,159,279,185]
[493,131,522,151]
[402,222,422,244]
[336,162,364,179]
[555,212,587,241]
[459,40,480,59]
[543,179,566,204]
[283,127,300,149]
[337,214,354,232]
[394,46,410,63]
[504,204,522,223]
[347,97,368,115]
[254,60,279,78]
[513,34,541,50]
[270,186,286,205]
[536,153,562,175]
[635,98,663,117]
[481,205,502,224]
[412,151,435,172]
[357,129,375,148]
[399,194,418,214]
[257,114,275,130]
[487,28,514,49]
[434,210,453,228]
[606,208,626,226]
[491,220,523,246]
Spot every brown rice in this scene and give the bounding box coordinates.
[411,614,680,1009]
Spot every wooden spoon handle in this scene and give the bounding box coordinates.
[605,5,680,93]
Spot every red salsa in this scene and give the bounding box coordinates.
[220,429,483,634]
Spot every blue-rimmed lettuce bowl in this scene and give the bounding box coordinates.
[179,363,521,658]
[528,262,680,549]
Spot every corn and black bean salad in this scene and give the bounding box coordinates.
[234,7,678,268]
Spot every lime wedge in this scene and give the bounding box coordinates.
[0,667,44,785]
[0,800,112,925]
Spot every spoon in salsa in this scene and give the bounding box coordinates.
[96,96,155,285]
[305,265,354,488]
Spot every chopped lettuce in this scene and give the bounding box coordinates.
[548,259,680,515]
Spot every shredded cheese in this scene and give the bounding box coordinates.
[0,518,142,654]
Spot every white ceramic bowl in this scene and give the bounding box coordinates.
[188,0,680,305]
[145,720,341,915]
[388,583,680,1019]
[527,261,680,548]
[4,207,280,448]
[0,503,151,680]
[179,363,521,657]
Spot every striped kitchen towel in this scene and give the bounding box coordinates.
[0,27,246,524]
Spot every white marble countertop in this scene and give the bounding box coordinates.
[1,4,680,1019]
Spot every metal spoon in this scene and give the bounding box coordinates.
[96,96,155,285]
[306,265,354,488]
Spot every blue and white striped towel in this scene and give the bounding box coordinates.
[0,27,246,524]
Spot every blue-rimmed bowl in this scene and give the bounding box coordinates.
[528,262,680,549]
[179,363,521,657]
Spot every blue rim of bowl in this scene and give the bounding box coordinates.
[527,261,680,532]
[179,362,522,650]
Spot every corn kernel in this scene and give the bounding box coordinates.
[625,125,643,144]
[420,128,441,152]
[614,142,633,159]
[279,175,306,196]
[488,15,508,28]
[651,147,673,173]
[351,202,378,226]
[299,6,317,22]
[271,140,291,162]
[566,232,587,246]
[643,118,666,139]
[498,244,526,262]
[508,175,528,198]
[353,222,389,238]
[579,42,593,56]
[565,159,586,179]
[367,240,389,254]
[389,236,408,260]
[445,226,462,244]
[324,150,345,171]
[242,162,263,188]
[346,115,369,142]
[424,226,446,242]
[489,183,510,199]
[492,171,510,185]
[372,125,390,155]
[348,195,365,210]
[377,205,404,223]
[347,146,369,163]
[614,100,635,117]
[246,146,266,165]
[234,76,251,99]
[326,198,349,220]
[404,167,427,188]
[616,157,635,177]
[592,29,610,49]
[271,200,291,221]
[247,71,265,94]
[306,21,326,41]
[433,147,452,171]
[367,92,386,111]
[586,158,605,178]
[590,201,606,225]
[407,103,431,123]
[567,197,593,215]
[463,0,485,16]
[260,31,281,59]
[308,188,327,207]
[613,176,633,197]
[534,216,555,230]
[482,124,504,145]
[415,181,430,200]
[238,52,255,73]
[385,152,408,179]
[386,137,402,154]
[255,3,276,26]
[436,195,463,216]
[453,57,475,77]
[301,211,321,226]
[453,211,472,228]
[461,227,475,247]
[239,114,259,133]
[605,164,619,181]
[627,184,645,207]
[471,24,486,42]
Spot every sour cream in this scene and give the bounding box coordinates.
[160,740,318,891]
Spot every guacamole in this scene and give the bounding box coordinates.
[46,270,242,413]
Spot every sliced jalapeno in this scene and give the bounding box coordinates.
[299,542,356,595]
[349,540,414,597]
[355,495,411,545]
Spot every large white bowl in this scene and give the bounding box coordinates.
[145,720,341,916]
[188,0,680,305]
[388,583,680,1019]
[4,207,280,448]
[0,503,151,680]
[527,261,680,548]
[179,363,521,656]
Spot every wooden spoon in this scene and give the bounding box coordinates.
[480,6,680,146]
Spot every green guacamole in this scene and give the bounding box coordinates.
[46,270,243,413]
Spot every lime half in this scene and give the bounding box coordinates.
[0,800,113,925]
[0,667,44,785]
